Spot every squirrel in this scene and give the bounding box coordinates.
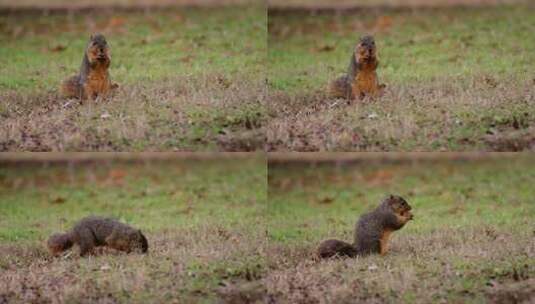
[328,35,386,100]
[317,195,413,259]
[47,216,148,257]
[60,33,118,100]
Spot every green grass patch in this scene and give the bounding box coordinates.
[0,158,266,241]
[268,6,535,93]
[0,5,266,92]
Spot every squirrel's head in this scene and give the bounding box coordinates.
[47,233,73,256]
[384,194,413,219]
[355,35,377,62]
[86,33,111,66]
[129,229,149,254]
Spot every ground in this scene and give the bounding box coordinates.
[267,155,535,303]
[267,3,535,151]
[0,2,266,151]
[0,157,267,303]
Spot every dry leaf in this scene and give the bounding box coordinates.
[51,196,66,204]
[50,44,67,52]
[315,44,335,52]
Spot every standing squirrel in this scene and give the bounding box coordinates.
[317,195,413,259]
[47,216,148,257]
[328,35,386,100]
[61,33,118,100]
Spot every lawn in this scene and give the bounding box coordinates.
[267,5,535,151]
[0,156,267,303]
[267,155,535,303]
[0,3,266,151]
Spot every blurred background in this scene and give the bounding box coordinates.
[0,0,258,9]
[268,0,529,9]
[0,152,264,238]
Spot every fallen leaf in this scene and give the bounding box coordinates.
[314,44,335,52]
[50,44,67,52]
[51,196,66,204]
[317,196,335,204]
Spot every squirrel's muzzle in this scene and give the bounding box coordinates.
[97,55,110,63]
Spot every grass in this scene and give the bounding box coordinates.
[0,157,267,303]
[267,5,535,151]
[267,155,535,303]
[0,4,266,151]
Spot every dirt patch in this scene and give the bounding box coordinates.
[217,281,267,304]
[486,278,535,304]
[484,127,535,151]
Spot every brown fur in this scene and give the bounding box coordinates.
[317,195,413,259]
[47,216,148,257]
[328,35,386,100]
[61,33,118,100]
[317,238,358,259]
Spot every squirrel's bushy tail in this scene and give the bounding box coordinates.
[328,75,352,99]
[317,239,358,259]
[47,232,74,256]
[60,75,82,99]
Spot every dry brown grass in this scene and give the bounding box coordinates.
[0,224,267,303]
[1,75,266,151]
[267,76,535,151]
[265,226,535,303]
